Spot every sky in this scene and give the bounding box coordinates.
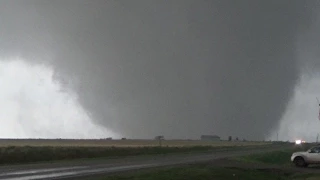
[0,0,320,141]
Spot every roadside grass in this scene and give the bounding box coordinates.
[88,164,300,180]
[291,173,320,180]
[84,144,320,180]
[232,150,293,165]
[232,144,313,166]
[0,145,264,165]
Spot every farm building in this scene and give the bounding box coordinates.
[200,135,220,141]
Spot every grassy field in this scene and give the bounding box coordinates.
[0,138,271,147]
[233,143,313,165]
[0,146,216,165]
[97,166,288,180]
[0,139,277,165]
[86,164,320,180]
[0,139,304,179]
[85,144,320,180]
[234,150,292,165]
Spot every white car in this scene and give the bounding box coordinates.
[291,146,320,167]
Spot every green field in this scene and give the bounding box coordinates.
[0,138,274,165]
[85,145,320,180]
[0,139,271,147]
[233,150,293,165]
[97,166,288,180]
[0,140,313,179]
[87,164,320,180]
[0,141,276,165]
[0,146,214,165]
[233,143,313,165]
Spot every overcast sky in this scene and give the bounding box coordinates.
[0,0,320,141]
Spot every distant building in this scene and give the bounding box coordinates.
[154,135,164,140]
[201,135,220,141]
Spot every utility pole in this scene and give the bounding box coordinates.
[155,135,164,147]
[316,97,320,143]
[277,132,278,142]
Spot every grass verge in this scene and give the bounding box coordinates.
[85,164,320,180]
[233,150,293,165]
[232,144,313,165]
[84,144,320,180]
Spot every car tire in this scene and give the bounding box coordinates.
[294,157,308,167]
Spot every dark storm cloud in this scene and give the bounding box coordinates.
[296,3,320,76]
[0,0,317,139]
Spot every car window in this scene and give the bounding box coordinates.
[310,147,320,153]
